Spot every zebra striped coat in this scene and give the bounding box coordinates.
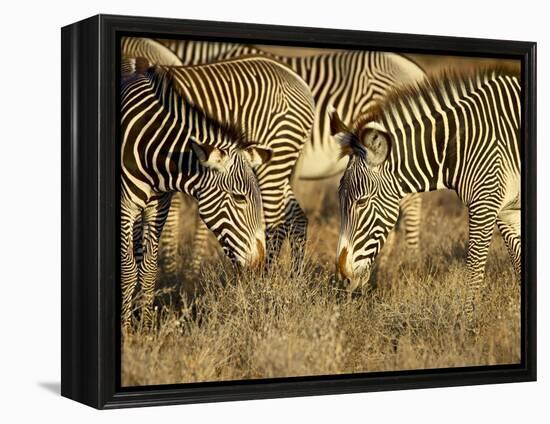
[156,40,426,178]
[121,58,312,327]
[332,67,521,323]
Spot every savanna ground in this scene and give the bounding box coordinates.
[121,52,521,386]
[122,180,520,386]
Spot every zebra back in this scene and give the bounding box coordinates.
[156,39,259,65]
[121,37,183,66]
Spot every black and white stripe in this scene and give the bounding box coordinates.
[155,38,252,66]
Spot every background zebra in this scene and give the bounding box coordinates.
[156,38,251,65]
[332,67,521,325]
[153,40,428,273]
[121,37,183,66]
[121,59,273,328]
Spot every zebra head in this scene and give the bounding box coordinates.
[189,139,272,269]
[330,110,401,291]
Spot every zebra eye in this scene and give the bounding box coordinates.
[356,196,369,207]
[232,193,247,204]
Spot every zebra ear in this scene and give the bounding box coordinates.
[329,107,356,158]
[328,107,349,136]
[242,145,273,168]
[189,139,230,171]
[360,123,391,167]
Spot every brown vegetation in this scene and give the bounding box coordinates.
[121,181,520,386]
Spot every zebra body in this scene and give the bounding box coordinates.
[121,60,275,327]
[333,67,521,322]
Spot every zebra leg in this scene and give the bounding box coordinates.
[377,194,420,268]
[465,203,498,327]
[497,208,521,275]
[260,182,288,269]
[159,192,182,278]
[190,216,213,276]
[285,193,308,274]
[138,194,171,328]
[400,193,422,254]
[121,204,141,329]
[132,212,144,267]
[377,229,397,268]
[265,223,286,269]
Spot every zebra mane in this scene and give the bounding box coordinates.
[353,64,521,130]
[143,63,251,149]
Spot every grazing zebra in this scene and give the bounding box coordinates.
[121,59,273,327]
[155,39,427,272]
[152,56,315,272]
[332,66,521,323]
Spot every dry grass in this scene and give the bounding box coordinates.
[121,182,520,386]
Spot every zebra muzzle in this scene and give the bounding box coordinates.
[336,247,367,292]
[337,247,353,280]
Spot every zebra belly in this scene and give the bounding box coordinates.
[500,171,521,212]
[296,144,349,180]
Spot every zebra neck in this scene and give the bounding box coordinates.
[384,103,458,197]
[139,71,237,197]
[147,68,181,114]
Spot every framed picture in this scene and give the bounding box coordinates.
[61,14,536,409]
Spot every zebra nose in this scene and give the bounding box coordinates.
[337,246,353,280]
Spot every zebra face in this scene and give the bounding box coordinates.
[336,158,400,290]
[330,110,400,290]
[190,140,272,269]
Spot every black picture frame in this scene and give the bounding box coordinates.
[61,14,537,409]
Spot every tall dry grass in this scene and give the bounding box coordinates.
[121,183,520,386]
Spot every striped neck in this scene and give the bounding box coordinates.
[146,67,183,116]
[381,103,455,196]
[122,69,248,197]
